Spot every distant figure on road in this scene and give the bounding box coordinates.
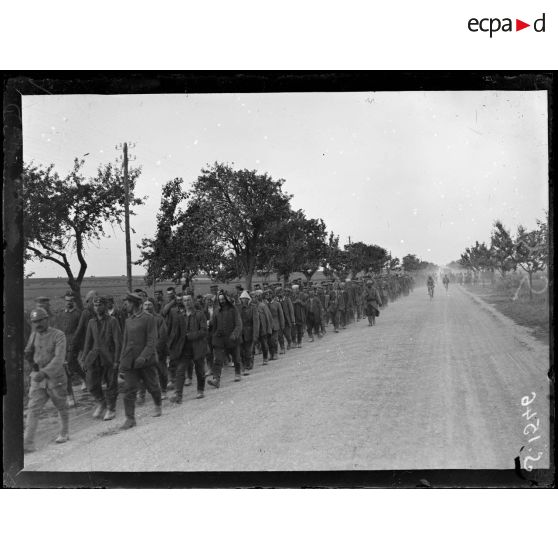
[427,275,435,299]
[24,308,69,453]
[443,274,450,292]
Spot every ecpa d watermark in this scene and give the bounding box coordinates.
[468,13,546,37]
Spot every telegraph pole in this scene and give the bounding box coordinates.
[116,142,134,292]
[123,143,132,292]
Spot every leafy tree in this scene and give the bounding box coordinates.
[344,242,388,278]
[188,163,292,290]
[136,178,223,287]
[490,220,516,278]
[459,241,494,272]
[265,210,328,283]
[402,254,422,272]
[23,157,143,308]
[322,232,349,280]
[514,223,548,299]
[385,255,401,273]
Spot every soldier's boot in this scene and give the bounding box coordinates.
[287,341,292,350]
[103,409,116,421]
[196,391,205,399]
[56,411,69,443]
[262,358,269,365]
[234,372,241,382]
[92,401,106,419]
[309,335,314,342]
[120,418,136,430]
[152,405,162,417]
[23,413,39,452]
[208,366,221,388]
[136,393,146,406]
[170,393,183,404]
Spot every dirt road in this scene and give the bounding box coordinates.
[24,285,550,471]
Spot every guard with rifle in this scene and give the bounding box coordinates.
[23,308,70,453]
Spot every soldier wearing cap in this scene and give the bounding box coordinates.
[265,289,285,360]
[138,299,169,401]
[238,290,259,373]
[106,295,126,332]
[82,296,122,421]
[277,287,294,352]
[161,286,180,389]
[119,292,162,429]
[327,282,341,333]
[291,284,306,347]
[153,289,164,314]
[208,290,242,387]
[254,290,272,365]
[73,290,99,366]
[305,287,323,341]
[23,308,69,452]
[56,291,87,400]
[170,293,208,402]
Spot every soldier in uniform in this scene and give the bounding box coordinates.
[238,290,259,373]
[106,295,126,332]
[338,282,347,329]
[153,289,164,314]
[306,288,323,341]
[139,299,169,400]
[119,292,162,429]
[277,287,294,351]
[365,280,382,326]
[327,282,341,333]
[56,291,86,402]
[203,293,216,375]
[255,289,272,365]
[171,293,208,402]
[81,296,122,421]
[266,289,285,360]
[23,308,69,452]
[208,290,242,387]
[161,286,180,389]
[291,284,306,347]
[73,290,98,368]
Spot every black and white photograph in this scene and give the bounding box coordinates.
[3,73,553,486]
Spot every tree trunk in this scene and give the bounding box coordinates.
[67,278,83,310]
[528,271,533,300]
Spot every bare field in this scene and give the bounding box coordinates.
[465,278,549,345]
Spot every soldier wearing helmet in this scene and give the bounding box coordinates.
[23,307,70,452]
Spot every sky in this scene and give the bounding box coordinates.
[22,90,548,278]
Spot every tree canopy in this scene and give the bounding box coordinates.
[23,157,143,306]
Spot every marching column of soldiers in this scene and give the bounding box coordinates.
[22,273,414,453]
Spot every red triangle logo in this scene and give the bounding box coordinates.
[516,19,530,31]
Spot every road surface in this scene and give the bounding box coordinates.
[24,285,550,471]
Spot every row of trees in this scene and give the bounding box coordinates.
[23,158,437,304]
[136,163,409,290]
[458,216,549,298]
